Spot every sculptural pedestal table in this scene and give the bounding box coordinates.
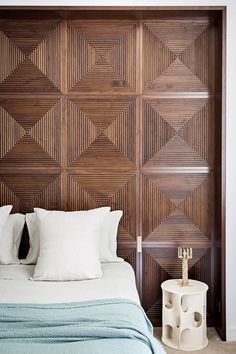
[161,279,208,351]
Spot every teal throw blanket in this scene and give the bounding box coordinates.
[0,298,166,354]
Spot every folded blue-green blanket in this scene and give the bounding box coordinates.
[0,298,166,354]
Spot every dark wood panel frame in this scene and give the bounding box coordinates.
[0,6,226,340]
[214,7,226,341]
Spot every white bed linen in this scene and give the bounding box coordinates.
[0,262,140,304]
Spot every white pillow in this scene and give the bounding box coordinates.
[31,207,110,281]
[0,213,25,264]
[0,205,13,242]
[100,210,124,263]
[23,209,124,264]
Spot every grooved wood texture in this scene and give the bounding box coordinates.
[0,99,62,166]
[67,97,136,167]
[67,21,136,93]
[140,15,220,325]
[0,10,223,328]
[143,19,215,93]
[0,21,62,93]
[142,173,212,242]
[142,98,213,167]
[0,174,61,213]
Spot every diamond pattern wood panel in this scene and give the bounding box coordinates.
[0,20,62,93]
[67,97,136,168]
[140,14,220,325]
[142,173,212,243]
[0,173,61,213]
[0,11,223,330]
[67,172,136,242]
[143,19,215,93]
[142,98,213,167]
[0,99,62,166]
[67,21,137,93]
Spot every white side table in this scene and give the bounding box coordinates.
[161,279,208,351]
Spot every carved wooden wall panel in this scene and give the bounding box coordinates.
[0,173,61,213]
[67,21,137,93]
[0,21,62,93]
[141,15,220,326]
[0,10,223,328]
[0,98,62,166]
[142,173,212,243]
[142,98,213,167]
[142,19,215,93]
[67,97,137,168]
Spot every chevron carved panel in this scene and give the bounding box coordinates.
[67,21,136,93]
[142,98,213,167]
[67,97,136,167]
[68,172,136,242]
[0,20,62,93]
[0,174,61,213]
[143,19,215,92]
[142,247,212,322]
[0,99,62,166]
[142,173,212,243]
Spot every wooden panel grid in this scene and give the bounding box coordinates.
[0,10,223,331]
[140,14,220,326]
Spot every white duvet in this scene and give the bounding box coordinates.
[0,261,140,304]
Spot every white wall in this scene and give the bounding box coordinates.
[1,0,236,342]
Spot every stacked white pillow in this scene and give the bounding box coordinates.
[0,205,25,264]
[0,205,124,276]
[22,209,124,266]
[31,207,113,281]
[99,210,123,263]
[0,213,25,264]
[0,205,12,240]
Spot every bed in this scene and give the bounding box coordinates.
[0,262,166,354]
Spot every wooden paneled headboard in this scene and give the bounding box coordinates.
[0,7,225,336]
